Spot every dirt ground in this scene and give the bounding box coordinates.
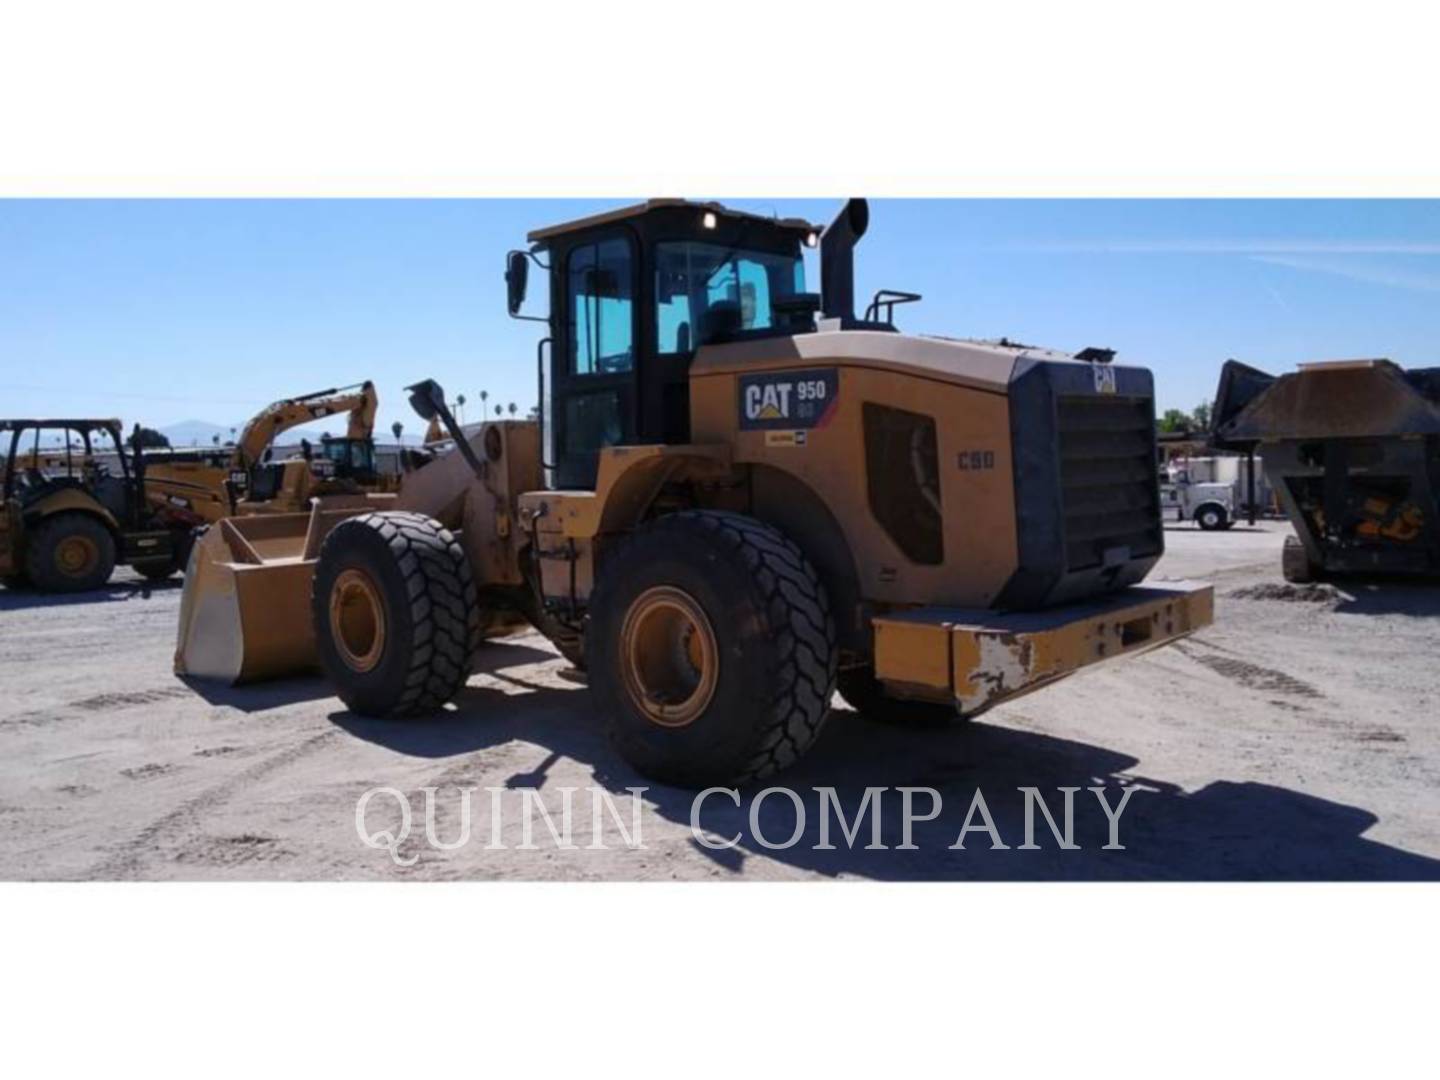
[2,519,1437,881]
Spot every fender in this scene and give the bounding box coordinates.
[27,489,120,532]
[524,444,734,541]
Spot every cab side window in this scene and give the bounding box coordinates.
[568,237,635,376]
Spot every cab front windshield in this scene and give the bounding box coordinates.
[655,242,805,354]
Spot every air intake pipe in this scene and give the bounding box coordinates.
[820,198,869,323]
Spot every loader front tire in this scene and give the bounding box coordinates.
[586,511,837,787]
[312,512,480,718]
[26,512,116,593]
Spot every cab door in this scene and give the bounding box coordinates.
[550,230,639,489]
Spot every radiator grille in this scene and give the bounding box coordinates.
[1056,395,1162,570]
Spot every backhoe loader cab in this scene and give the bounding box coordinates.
[178,199,1212,787]
[1,419,190,591]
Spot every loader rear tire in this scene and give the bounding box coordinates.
[26,512,116,593]
[312,512,481,718]
[837,666,964,727]
[586,510,837,787]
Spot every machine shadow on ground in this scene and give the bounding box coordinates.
[1331,579,1440,617]
[0,577,184,612]
[328,641,1440,882]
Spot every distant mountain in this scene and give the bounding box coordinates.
[159,420,233,447]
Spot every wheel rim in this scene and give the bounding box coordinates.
[329,568,387,673]
[619,585,719,728]
[55,534,99,578]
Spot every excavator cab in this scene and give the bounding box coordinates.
[510,201,826,489]
[319,435,379,484]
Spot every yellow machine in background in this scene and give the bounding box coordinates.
[142,381,394,529]
[177,199,1211,787]
[2,418,192,591]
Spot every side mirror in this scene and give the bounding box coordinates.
[406,378,445,422]
[506,250,529,316]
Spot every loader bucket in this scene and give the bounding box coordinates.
[174,507,363,684]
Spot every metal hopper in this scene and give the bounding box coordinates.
[1213,358,1440,580]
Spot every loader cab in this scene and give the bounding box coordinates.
[511,200,823,489]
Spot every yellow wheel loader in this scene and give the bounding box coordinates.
[142,380,395,530]
[1,419,193,591]
[176,199,1212,786]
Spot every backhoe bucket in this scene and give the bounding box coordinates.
[174,507,362,684]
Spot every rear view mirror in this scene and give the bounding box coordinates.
[506,250,529,315]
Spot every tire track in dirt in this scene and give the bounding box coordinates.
[88,729,341,879]
[1174,640,1405,744]
[1174,640,1323,699]
[1,685,194,729]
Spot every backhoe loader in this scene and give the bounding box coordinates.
[176,199,1212,786]
[1,419,191,591]
[142,381,393,529]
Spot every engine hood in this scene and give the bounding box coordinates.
[693,330,1124,395]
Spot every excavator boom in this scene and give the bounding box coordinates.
[233,381,379,470]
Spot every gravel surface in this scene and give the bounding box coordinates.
[2,518,1437,880]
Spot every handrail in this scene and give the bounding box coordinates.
[864,289,923,325]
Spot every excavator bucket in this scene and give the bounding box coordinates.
[174,504,368,684]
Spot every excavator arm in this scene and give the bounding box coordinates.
[232,381,379,470]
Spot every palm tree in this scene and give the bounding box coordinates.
[508,402,517,416]
[211,433,220,447]
[391,421,403,441]
[456,393,467,425]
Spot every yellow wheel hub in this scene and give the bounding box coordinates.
[55,534,99,577]
[329,568,387,673]
[619,585,719,728]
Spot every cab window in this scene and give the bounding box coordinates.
[568,236,635,376]
[655,242,805,354]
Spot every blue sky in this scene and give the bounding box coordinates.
[2,199,1438,438]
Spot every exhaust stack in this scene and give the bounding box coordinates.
[820,198,869,323]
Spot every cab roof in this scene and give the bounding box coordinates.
[526,199,821,244]
[0,419,122,432]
